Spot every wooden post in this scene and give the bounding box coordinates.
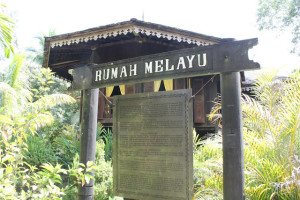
[78,88,99,200]
[221,72,245,200]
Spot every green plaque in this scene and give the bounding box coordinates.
[113,89,193,200]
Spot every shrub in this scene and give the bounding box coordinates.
[62,140,113,200]
[51,125,80,168]
[94,140,113,200]
[193,70,300,200]
[193,133,223,200]
[23,135,57,167]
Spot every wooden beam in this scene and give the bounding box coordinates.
[221,72,244,200]
[78,88,99,200]
[71,38,259,90]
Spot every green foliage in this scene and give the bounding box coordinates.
[63,140,113,200]
[36,119,80,169]
[51,125,80,168]
[28,66,80,127]
[26,29,56,64]
[0,62,76,135]
[0,4,14,58]
[26,162,96,199]
[207,94,222,129]
[257,0,300,54]
[0,117,97,200]
[62,154,80,200]
[0,97,93,199]
[17,65,79,169]
[0,50,93,199]
[193,133,223,200]
[194,70,300,200]
[94,140,113,200]
[242,71,300,199]
[23,135,57,167]
[22,29,80,169]
[0,5,95,199]
[0,53,30,116]
[98,123,113,162]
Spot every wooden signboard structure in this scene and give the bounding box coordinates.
[71,39,257,90]
[69,38,260,200]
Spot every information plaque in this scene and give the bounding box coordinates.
[113,89,193,200]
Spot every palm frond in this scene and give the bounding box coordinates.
[8,53,26,89]
[193,187,223,200]
[28,93,76,112]
[0,81,17,112]
[0,54,32,115]
[26,29,56,64]
[24,111,54,132]
[0,11,14,58]
[280,72,300,157]
[208,94,222,128]
[254,69,284,115]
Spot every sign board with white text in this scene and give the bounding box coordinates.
[71,38,259,90]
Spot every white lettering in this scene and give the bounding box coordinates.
[176,57,186,70]
[103,69,110,80]
[186,55,195,68]
[145,62,153,74]
[155,60,164,72]
[129,64,137,76]
[120,66,127,77]
[95,70,102,81]
[198,53,207,67]
[111,67,118,79]
[165,59,174,71]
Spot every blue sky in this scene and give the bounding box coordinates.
[4,0,300,78]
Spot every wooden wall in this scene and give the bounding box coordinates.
[96,75,219,133]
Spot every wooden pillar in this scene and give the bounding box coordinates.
[78,88,99,200]
[220,72,245,200]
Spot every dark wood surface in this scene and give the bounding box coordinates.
[192,78,205,123]
[71,39,259,90]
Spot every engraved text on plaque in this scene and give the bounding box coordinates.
[113,89,193,200]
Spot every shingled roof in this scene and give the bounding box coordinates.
[43,18,224,80]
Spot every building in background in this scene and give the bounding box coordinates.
[43,19,246,136]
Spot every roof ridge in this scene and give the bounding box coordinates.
[46,19,222,48]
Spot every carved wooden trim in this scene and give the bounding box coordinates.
[50,25,215,48]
